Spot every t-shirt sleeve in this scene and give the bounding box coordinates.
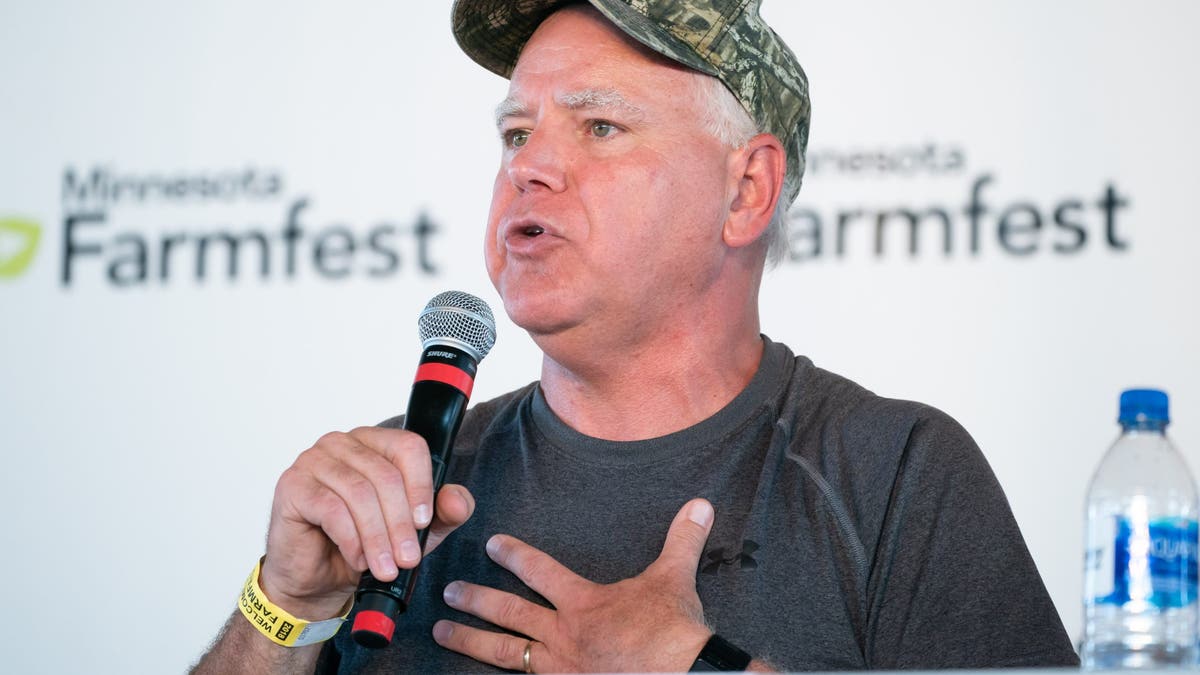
[862,406,1080,668]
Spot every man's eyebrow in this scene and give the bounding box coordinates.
[494,88,646,128]
[556,89,645,119]
[494,97,526,129]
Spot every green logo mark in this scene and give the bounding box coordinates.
[0,217,41,279]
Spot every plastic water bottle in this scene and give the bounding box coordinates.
[1081,388,1199,669]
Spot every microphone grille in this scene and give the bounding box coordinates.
[418,290,497,362]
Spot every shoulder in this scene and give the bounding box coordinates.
[777,350,978,467]
[780,349,1010,537]
[770,344,995,537]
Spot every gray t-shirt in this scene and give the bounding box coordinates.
[320,337,1079,672]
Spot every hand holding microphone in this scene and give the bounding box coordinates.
[256,291,496,646]
[352,291,497,647]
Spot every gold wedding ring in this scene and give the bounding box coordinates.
[523,640,534,674]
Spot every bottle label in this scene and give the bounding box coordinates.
[1092,516,1199,608]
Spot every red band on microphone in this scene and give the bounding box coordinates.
[351,610,395,644]
[414,362,475,398]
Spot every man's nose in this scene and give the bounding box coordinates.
[506,128,568,194]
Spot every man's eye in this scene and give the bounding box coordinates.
[505,130,530,148]
[590,121,617,138]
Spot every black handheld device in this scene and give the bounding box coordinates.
[350,291,496,649]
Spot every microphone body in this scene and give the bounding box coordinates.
[351,291,496,649]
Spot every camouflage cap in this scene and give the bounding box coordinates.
[451,0,810,204]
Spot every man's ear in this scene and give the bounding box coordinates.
[723,133,786,249]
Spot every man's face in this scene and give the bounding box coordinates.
[485,5,736,349]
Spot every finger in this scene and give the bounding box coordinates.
[302,486,370,574]
[271,472,369,578]
[651,498,715,577]
[442,580,556,637]
[348,426,436,528]
[486,534,583,604]
[260,479,372,621]
[334,428,431,569]
[425,484,476,554]
[432,621,551,673]
[304,433,406,580]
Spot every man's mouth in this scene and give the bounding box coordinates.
[503,219,554,246]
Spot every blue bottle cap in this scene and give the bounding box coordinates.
[1118,388,1170,426]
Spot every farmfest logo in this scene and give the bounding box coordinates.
[785,143,1132,262]
[25,149,1133,285]
[57,165,443,287]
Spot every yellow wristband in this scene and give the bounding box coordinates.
[238,558,351,647]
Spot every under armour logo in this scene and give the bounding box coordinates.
[701,540,759,574]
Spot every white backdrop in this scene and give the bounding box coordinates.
[2,1,1198,673]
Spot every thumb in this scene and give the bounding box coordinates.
[424,484,475,555]
[654,498,715,577]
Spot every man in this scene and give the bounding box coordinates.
[195,1,1079,672]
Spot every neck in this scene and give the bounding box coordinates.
[536,309,764,442]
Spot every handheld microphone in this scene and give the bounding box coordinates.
[350,290,497,649]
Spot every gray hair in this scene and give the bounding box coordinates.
[692,72,794,268]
